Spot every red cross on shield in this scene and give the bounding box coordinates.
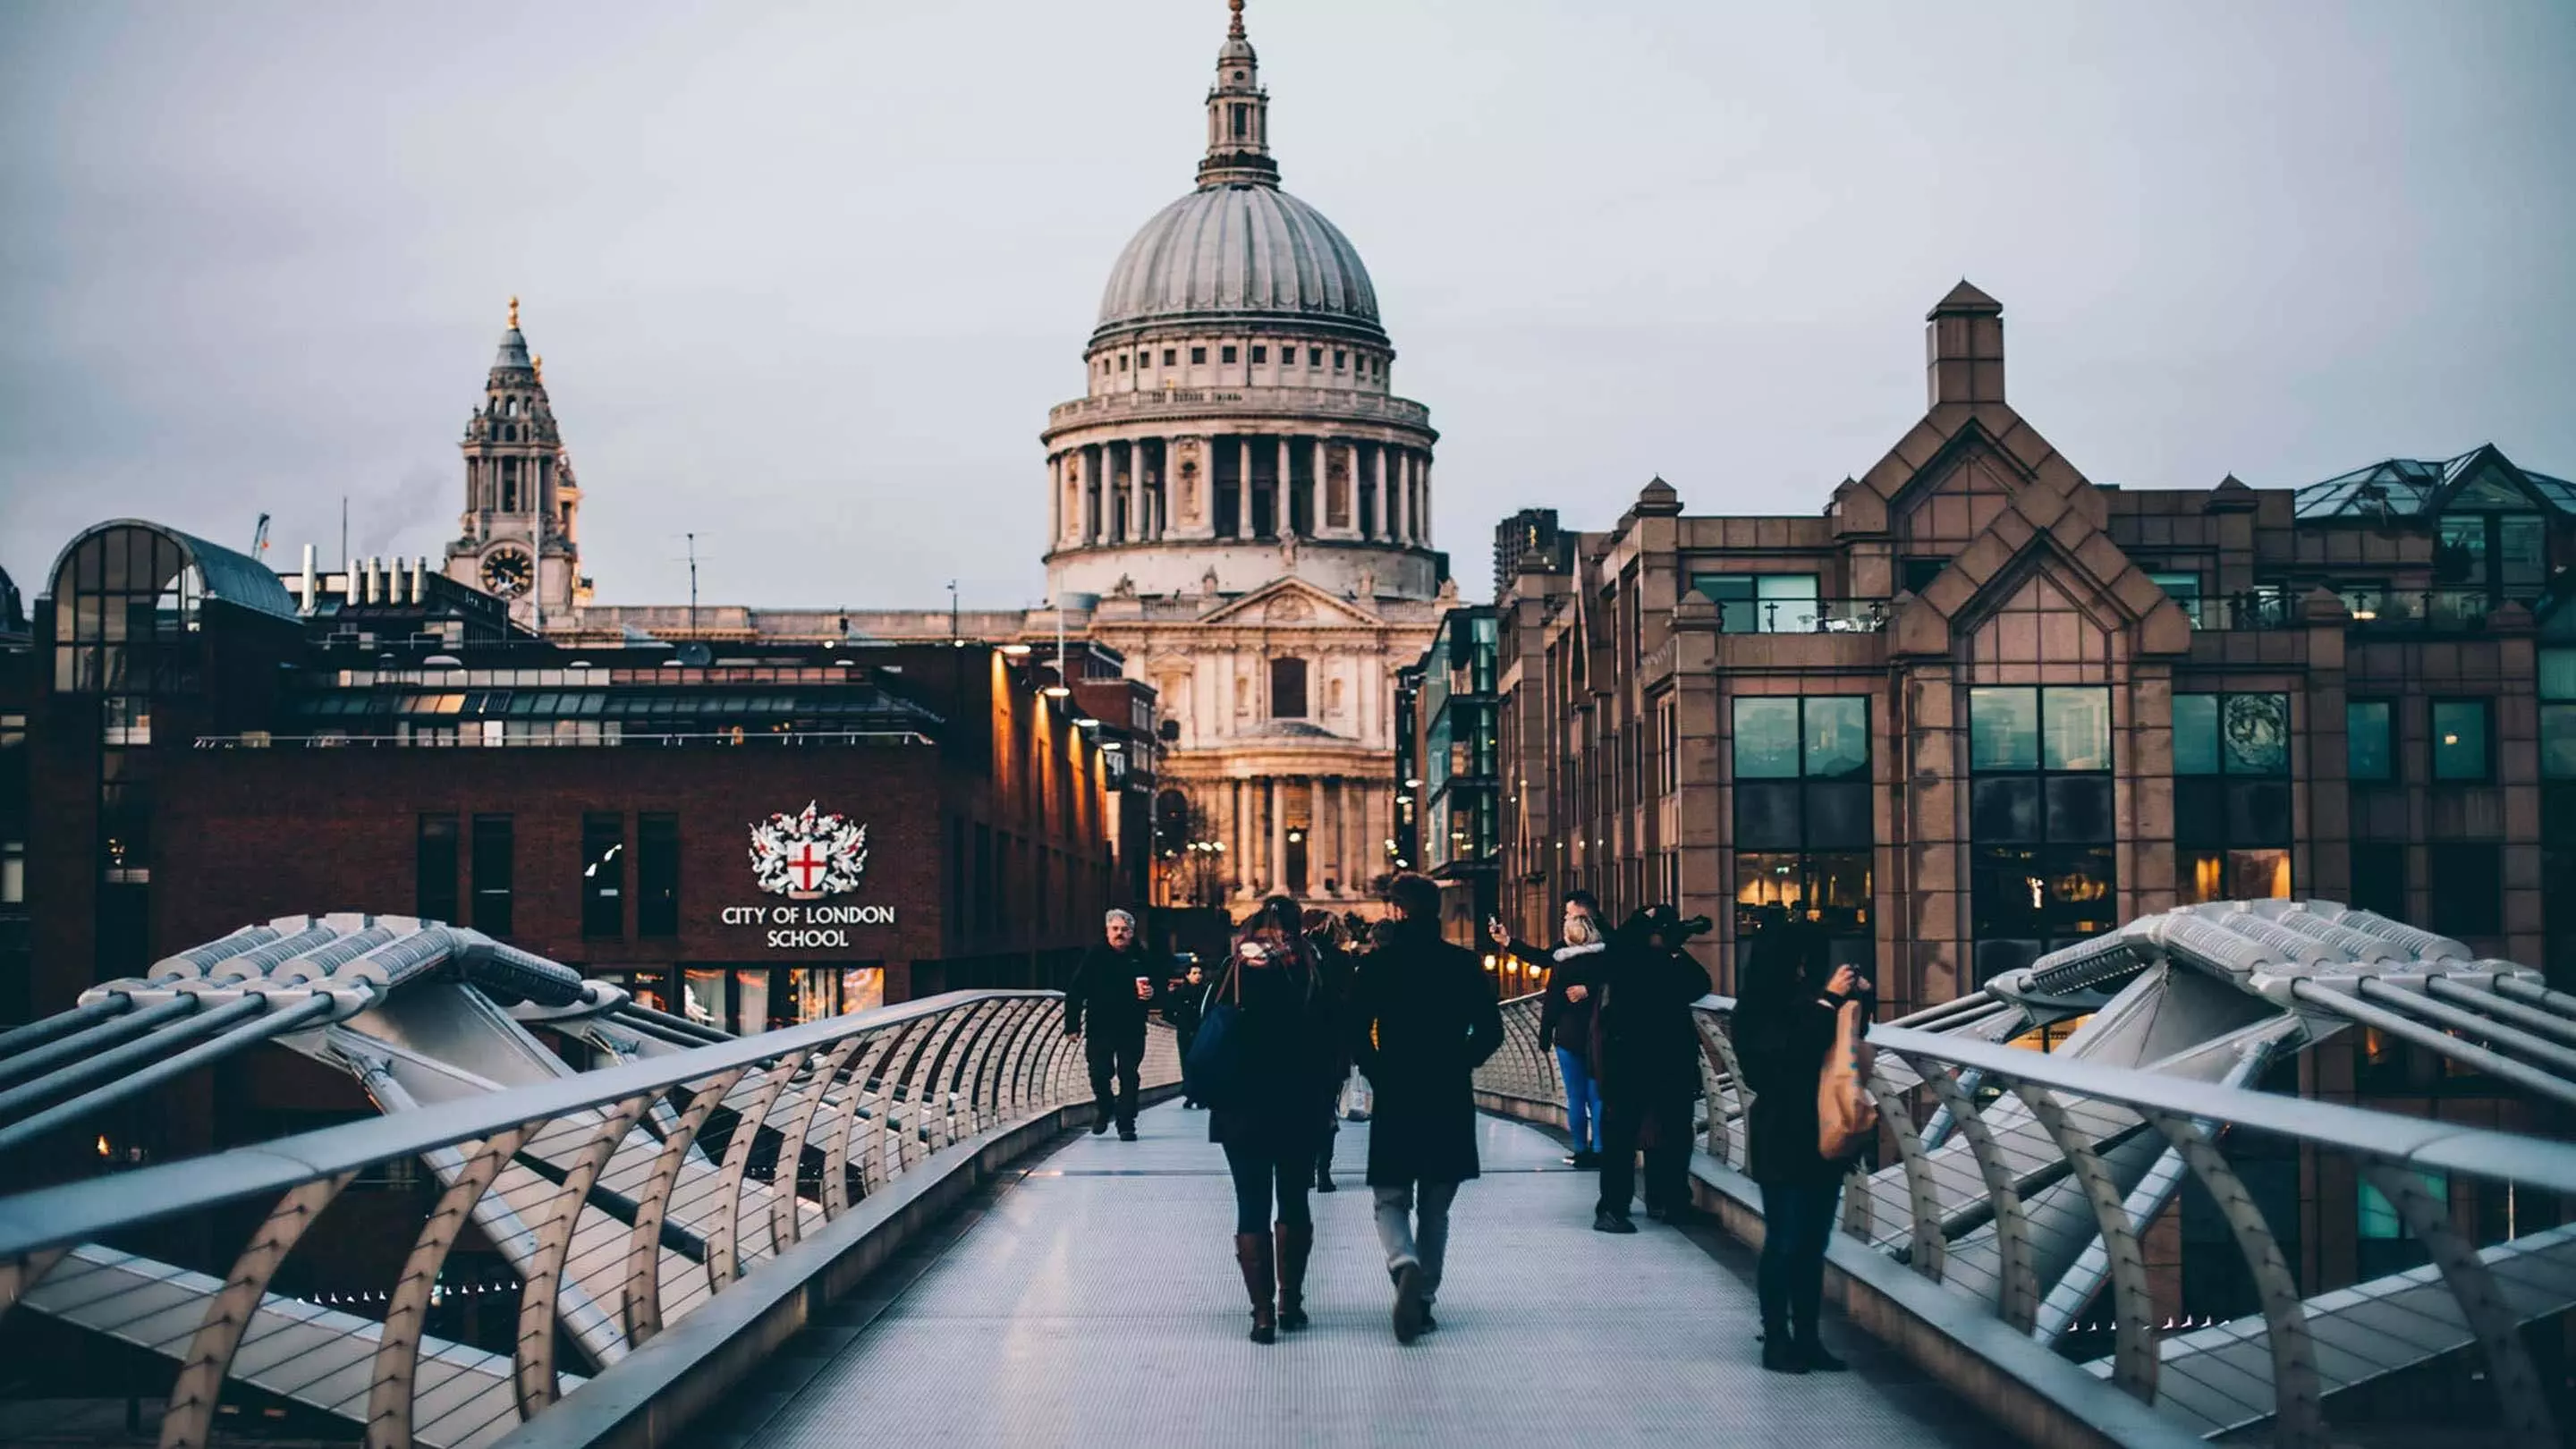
[786,840,830,895]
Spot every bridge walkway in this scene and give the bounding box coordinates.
[678,1101,1992,1449]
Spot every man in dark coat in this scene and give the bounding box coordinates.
[1162,958,1209,1108]
[1352,873,1504,1343]
[1591,905,1713,1233]
[1063,909,1164,1140]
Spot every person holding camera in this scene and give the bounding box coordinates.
[1489,889,1606,1167]
[1589,904,1713,1233]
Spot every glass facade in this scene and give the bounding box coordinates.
[1691,573,1822,633]
[1969,687,2115,983]
[2348,700,2394,782]
[2174,693,2292,904]
[1733,695,1871,965]
[1419,610,1499,881]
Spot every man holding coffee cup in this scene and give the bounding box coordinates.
[1064,908,1165,1140]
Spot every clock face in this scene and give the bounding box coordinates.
[479,547,533,597]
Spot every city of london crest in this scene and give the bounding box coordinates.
[748,801,869,900]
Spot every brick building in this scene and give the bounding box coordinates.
[1496,283,2574,1015]
[16,520,1136,1037]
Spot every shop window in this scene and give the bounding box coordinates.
[581,813,623,939]
[2148,571,2203,628]
[638,812,679,936]
[470,814,513,936]
[2351,843,2407,921]
[2428,843,2503,937]
[417,814,460,923]
[2431,699,2491,782]
[1270,657,1309,719]
[1970,687,2115,981]
[2348,699,2394,782]
[1691,572,1822,633]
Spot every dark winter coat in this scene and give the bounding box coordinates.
[1736,985,1856,1186]
[1162,977,1209,1038]
[1522,939,1606,1063]
[1063,942,1164,1041]
[1352,923,1505,1186]
[1589,942,1710,1111]
[1206,936,1341,1156]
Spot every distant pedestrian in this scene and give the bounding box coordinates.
[1165,960,1210,1108]
[1590,905,1712,1233]
[1490,889,1606,1166]
[1735,911,1871,1373]
[1353,873,1504,1343]
[1208,896,1341,1343]
[1063,909,1164,1140]
[1304,908,1358,1193]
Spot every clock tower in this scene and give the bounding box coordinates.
[445,298,589,625]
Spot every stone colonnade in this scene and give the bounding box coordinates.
[1050,434,1431,552]
[1199,773,1385,902]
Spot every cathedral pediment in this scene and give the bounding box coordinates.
[1194,577,1384,628]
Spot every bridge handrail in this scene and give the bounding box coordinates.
[0,987,1060,1258]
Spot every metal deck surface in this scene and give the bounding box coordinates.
[681,1102,1996,1448]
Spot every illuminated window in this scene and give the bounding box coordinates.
[1969,687,2115,982]
[2431,699,2490,782]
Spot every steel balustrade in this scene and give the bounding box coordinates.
[0,989,1173,1449]
[1471,990,2576,1448]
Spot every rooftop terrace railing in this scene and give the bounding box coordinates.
[0,991,1171,1449]
[1477,992,2576,1449]
[1715,597,1890,634]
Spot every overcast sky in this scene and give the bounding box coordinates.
[3,0,2571,611]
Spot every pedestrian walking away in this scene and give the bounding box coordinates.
[1205,896,1342,1343]
[1063,909,1165,1140]
[1164,958,1210,1109]
[1734,905,1874,1374]
[1303,908,1358,1193]
[1590,905,1712,1234]
[1354,873,1504,1343]
[1491,889,1606,1166]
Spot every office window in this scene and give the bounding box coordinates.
[2348,700,2395,782]
[639,812,679,936]
[2174,693,2292,902]
[2359,1169,2445,1278]
[2148,571,2203,628]
[1,841,22,905]
[1222,345,1238,364]
[581,813,623,939]
[1733,696,1871,956]
[2351,843,2407,921]
[1270,657,1309,719]
[1690,573,1822,633]
[2428,843,2503,937]
[470,814,513,936]
[2432,699,2491,782]
[417,814,460,923]
[1250,345,1267,364]
[2544,649,2576,778]
[1190,346,1208,365]
[1970,687,2115,982]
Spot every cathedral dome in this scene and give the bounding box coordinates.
[1093,183,1382,344]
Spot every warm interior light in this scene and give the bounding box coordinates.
[1002,643,1032,656]
[1043,685,1071,699]
[2444,733,2460,746]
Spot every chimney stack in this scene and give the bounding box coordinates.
[1926,280,2004,408]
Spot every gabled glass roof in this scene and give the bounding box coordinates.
[2292,445,2573,521]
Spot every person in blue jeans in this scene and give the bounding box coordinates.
[1491,890,1606,1167]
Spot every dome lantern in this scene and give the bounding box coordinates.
[1199,0,1276,189]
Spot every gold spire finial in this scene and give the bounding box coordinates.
[1228,0,1244,38]
[532,353,544,378]
[507,295,520,329]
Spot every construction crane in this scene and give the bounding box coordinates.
[250,513,271,558]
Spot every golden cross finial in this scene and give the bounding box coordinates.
[532,353,544,377]
[507,295,520,329]
[1229,0,1245,38]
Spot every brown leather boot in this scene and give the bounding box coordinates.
[1275,1223,1314,1331]
[1233,1232,1278,1343]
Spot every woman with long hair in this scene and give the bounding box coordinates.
[1208,895,1342,1343]
[1733,905,1871,1373]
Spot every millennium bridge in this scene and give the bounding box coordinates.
[2,901,2572,1448]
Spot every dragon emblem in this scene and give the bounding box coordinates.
[748,801,869,900]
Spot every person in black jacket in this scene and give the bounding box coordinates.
[1063,909,1164,1140]
[1209,896,1341,1343]
[1590,905,1712,1233]
[1304,909,1359,1192]
[1490,889,1606,1166]
[1734,907,1871,1374]
[1353,873,1505,1343]
[1164,959,1209,1108]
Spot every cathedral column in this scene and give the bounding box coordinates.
[1119,441,1139,541]
[1230,779,1249,895]
[1368,445,1386,541]
[1269,777,1288,895]
[1276,436,1293,539]
[1237,436,1254,541]
[1327,776,1347,892]
[1047,453,1063,547]
[1392,450,1410,545]
[1419,454,1432,543]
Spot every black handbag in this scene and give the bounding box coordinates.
[1183,958,1252,1111]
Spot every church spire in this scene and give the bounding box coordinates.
[1197,0,1278,189]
